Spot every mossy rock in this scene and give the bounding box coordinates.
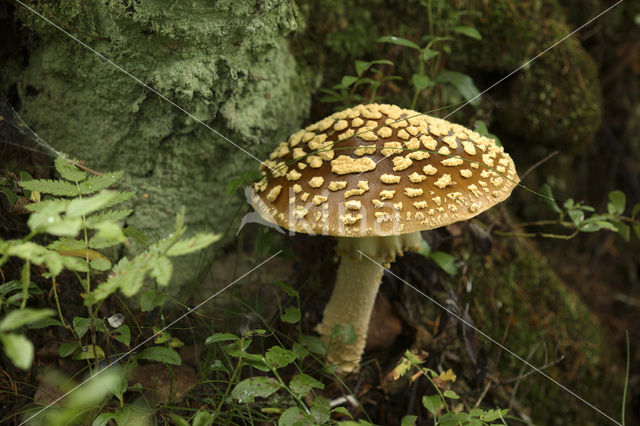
[456,0,602,149]
[2,0,312,285]
[460,235,620,424]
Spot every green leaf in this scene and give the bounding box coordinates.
[101,190,135,210]
[19,179,78,196]
[225,176,244,195]
[281,306,301,324]
[27,211,82,237]
[631,203,640,220]
[28,317,62,329]
[340,76,359,88]
[114,325,131,346]
[54,157,87,182]
[567,209,584,226]
[92,221,127,246]
[25,198,71,213]
[279,406,310,426]
[140,290,165,312]
[443,389,460,399]
[299,335,326,356]
[412,74,434,91]
[437,412,471,425]
[90,258,111,271]
[355,60,370,77]
[0,308,54,331]
[48,237,86,252]
[377,35,421,50]
[66,190,117,218]
[430,251,457,276]
[480,409,509,422]
[331,407,351,417]
[609,218,630,241]
[436,70,481,106]
[73,317,91,339]
[192,411,214,426]
[289,373,324,398]
[77,171,124,194]
[422,394,442,415]
[540,184,562,214]
[579,220,616,232]
[231,377,281,403]
[401,415,417,426]
[150,256,173,286]
[0,187,18,206]
[87,257,143,304]
[452,25,482,40]
[166,233,220,256]
[205,333,239,345]
[168,414,190,426]
[419,49,439,62]
[310,397,330,424]
[93,412,118,426]
[85,209,133,228]
[209,360,229,374]
[1,333,34,370]
[273,280,298,297]
[59,342,80,357]
[607,190,626,215]
[136,346,181,365]
[266,346,298,369]
[67,368,121,406]
[634,223,640,240]
[73,345,106,360]
[124,226,149,246]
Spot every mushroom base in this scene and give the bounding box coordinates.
[317,231,422,373]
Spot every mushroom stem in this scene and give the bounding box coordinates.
[317,232,423,373]
[317,251,384,373]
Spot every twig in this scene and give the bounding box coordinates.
[494,230,579,240]
[520,150,559,180]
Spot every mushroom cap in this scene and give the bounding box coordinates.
[251,104,519,237]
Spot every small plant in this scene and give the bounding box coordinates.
[377,0,483,111]
[392,351,509,426]
[318,59,399,108]
[0,155,219,423]
[319,1,483,112]
[500,186,640,240]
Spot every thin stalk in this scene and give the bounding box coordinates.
[50,275,71,330]
[622,330,630,425]
[211,337,245,423]
[494,230,580,240]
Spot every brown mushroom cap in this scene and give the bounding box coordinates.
[252,104,519,237]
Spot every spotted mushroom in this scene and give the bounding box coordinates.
[251,103,519,373]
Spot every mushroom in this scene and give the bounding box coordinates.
[251,104,519,373]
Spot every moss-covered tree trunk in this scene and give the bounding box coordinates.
[1,0,311,285]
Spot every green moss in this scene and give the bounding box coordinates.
[4,0,311,285]
[467,237,620,425]
[456,0,602,147]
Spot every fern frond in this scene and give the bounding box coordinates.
[85,209,133,228]
[2,241,88,275]
[166,233,221,257]
[48,237,85,252]
[54,157,87,182]
[77,171,124,194]
[102,191,135,210]
[89,236,124,250]
[19,179,78,196]
[25,199,71,213]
